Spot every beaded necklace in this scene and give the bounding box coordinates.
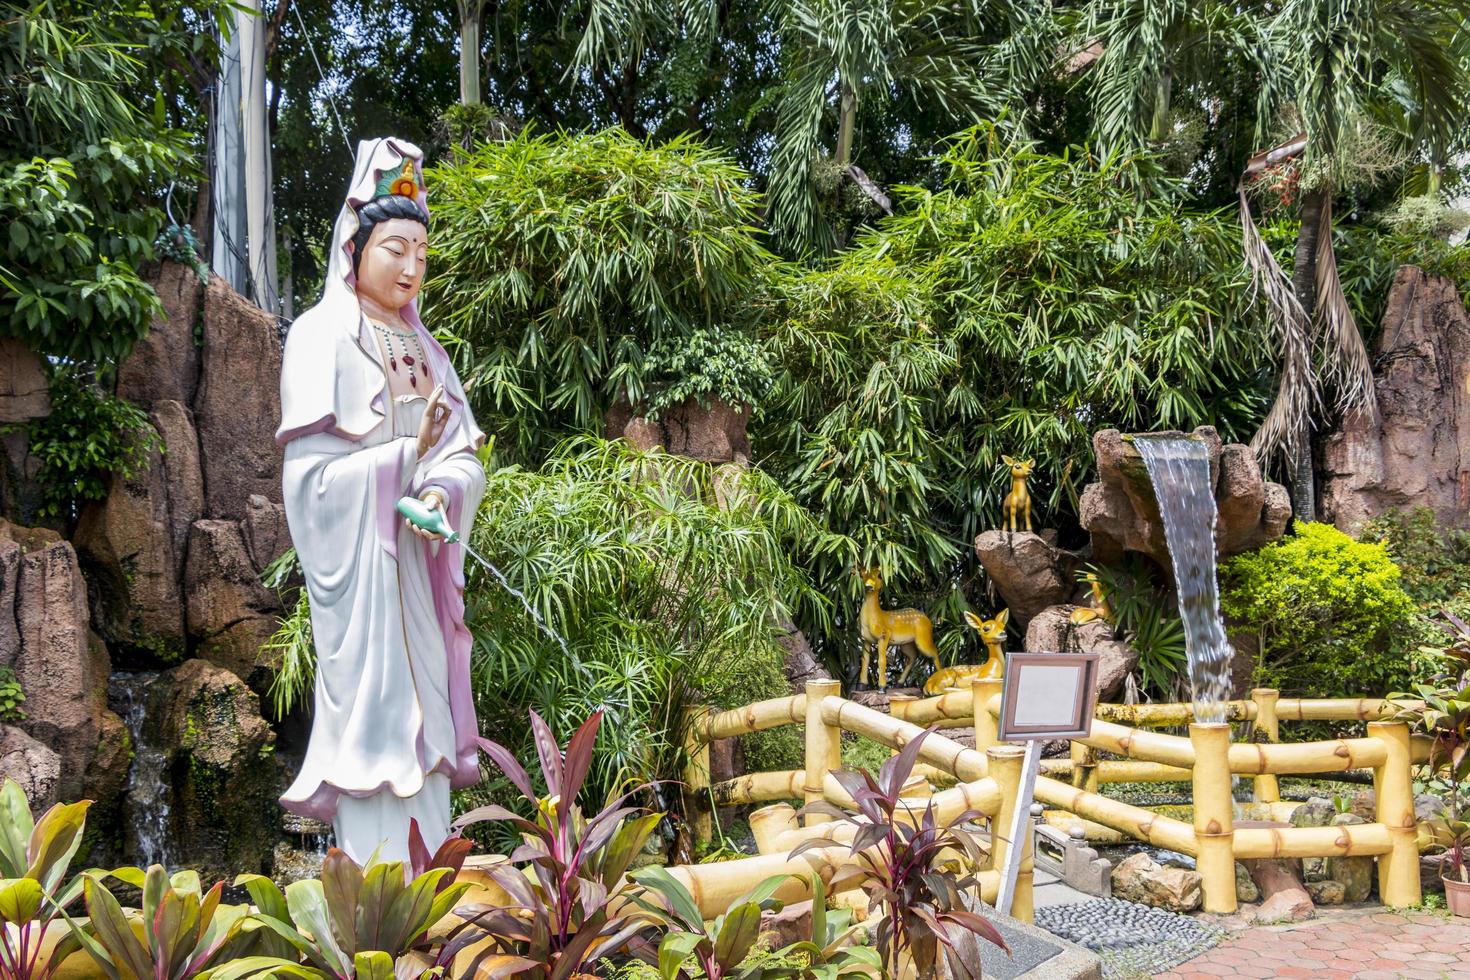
[368,320,431,389]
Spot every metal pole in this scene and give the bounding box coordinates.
[997,739,1041,916]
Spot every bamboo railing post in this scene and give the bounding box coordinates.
[973,679,1001,752]
[1251,688,1281,804]
[987,745,1021,867]
[683,705,713,846]
[1190,723,1236,913]
[1368,720,1421,908]
[803,679,842,826]
[889,694,915,757]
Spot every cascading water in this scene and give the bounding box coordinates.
[107,672,172,867]
[1133,436,1235,726]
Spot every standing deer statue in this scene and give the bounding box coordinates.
[1001,456,1035,533]
[857,567,942,691]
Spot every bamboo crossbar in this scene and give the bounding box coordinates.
[1232,823,1394,860]
[1039,758,1194,783]
[1033,776,1198,855]
[819,695,989,782]
[704,694,806,740]
[682,682,1427,921]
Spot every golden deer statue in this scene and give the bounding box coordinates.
[857,567,942,691]
[1070,572,1115,626]
[1001,456,1034,533]
[923,608,1009,695]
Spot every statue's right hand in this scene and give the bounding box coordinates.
[416,385,449,459]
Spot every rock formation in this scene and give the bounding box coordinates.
[77,264,287,684]
[0,339,50,523]
[150,659,279,880]
[605,396,752,464]
[972,529,1080,630]
[1320,265,1470,531]
[1079,427,1290,571]
[1023,605,1138,702]
[1,263,289,875]
[0,521,128,807]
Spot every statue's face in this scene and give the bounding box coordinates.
[355,217,427,313]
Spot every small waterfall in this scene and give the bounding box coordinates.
[1133,436,1234,726]
[107,672,172,867]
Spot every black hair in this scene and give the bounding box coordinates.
[351,194,429,276]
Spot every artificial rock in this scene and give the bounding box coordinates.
[0,522,115,803]
[118,262,205,408]
[183,520,281,687]
[1320,266,1470,531]
[605,396,752,464]
[194,275,284,520]
[0,724,60,810]
[973,529,1079,629]
[1080,427,1290,570]
[1326,813,1374,903]
[154,659,279,880]
[1024,604,1138,701]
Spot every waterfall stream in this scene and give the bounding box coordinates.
[1133,436,1235,725]
[107,672,172,868]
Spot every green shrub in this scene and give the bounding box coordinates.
[757,126,1271,636]
[0,666,24,723]
[643,327,775,418]
[1222,522,1416,699]
[23,365,158,520]
[463,438,843,812]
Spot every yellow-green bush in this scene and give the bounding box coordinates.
[1222,522,1416,699]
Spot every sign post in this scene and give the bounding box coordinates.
[993,652,1100,917]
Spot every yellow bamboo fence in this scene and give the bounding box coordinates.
[687,682,1430,916]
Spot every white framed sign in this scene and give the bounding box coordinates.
[997,652,1100,742]
[994,651,1098,917]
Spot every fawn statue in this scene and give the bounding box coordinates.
[923,608,1009,695]
[1001,456,1034,533]
[1070,572,1115,626]
[857,567,942,691]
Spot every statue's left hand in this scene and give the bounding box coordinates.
[407,489,447,542]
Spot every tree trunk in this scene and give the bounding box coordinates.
[1289,187,1326,522]
[835,85,857,167]
[458,2,482,105]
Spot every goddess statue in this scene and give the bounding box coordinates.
[275,138,486,863]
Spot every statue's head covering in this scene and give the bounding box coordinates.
[276,137,483,451]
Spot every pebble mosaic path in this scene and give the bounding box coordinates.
[1156,909,1470,979]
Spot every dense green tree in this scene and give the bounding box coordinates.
[756,127,1270,649]
[0,0,228,363]
[424,128,774,462]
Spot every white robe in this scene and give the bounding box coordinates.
[276,137,486,864]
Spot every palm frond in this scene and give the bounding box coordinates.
[1239,186,1317,464]
[1312,196,1377,416]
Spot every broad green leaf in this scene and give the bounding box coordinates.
[657,931,703,980]
[0,780,34,876]
[712,901,761,970]
[285,879,349,976]
[83,877,152,980]
[0,877,43,924]
[353,950,395,980]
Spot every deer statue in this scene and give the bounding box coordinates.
[857,567,942,691]
[923,609,1010,695]
[1070,572,1115,626]
[1000,455,1035,533]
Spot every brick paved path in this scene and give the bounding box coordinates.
[1156,910,1470,979]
